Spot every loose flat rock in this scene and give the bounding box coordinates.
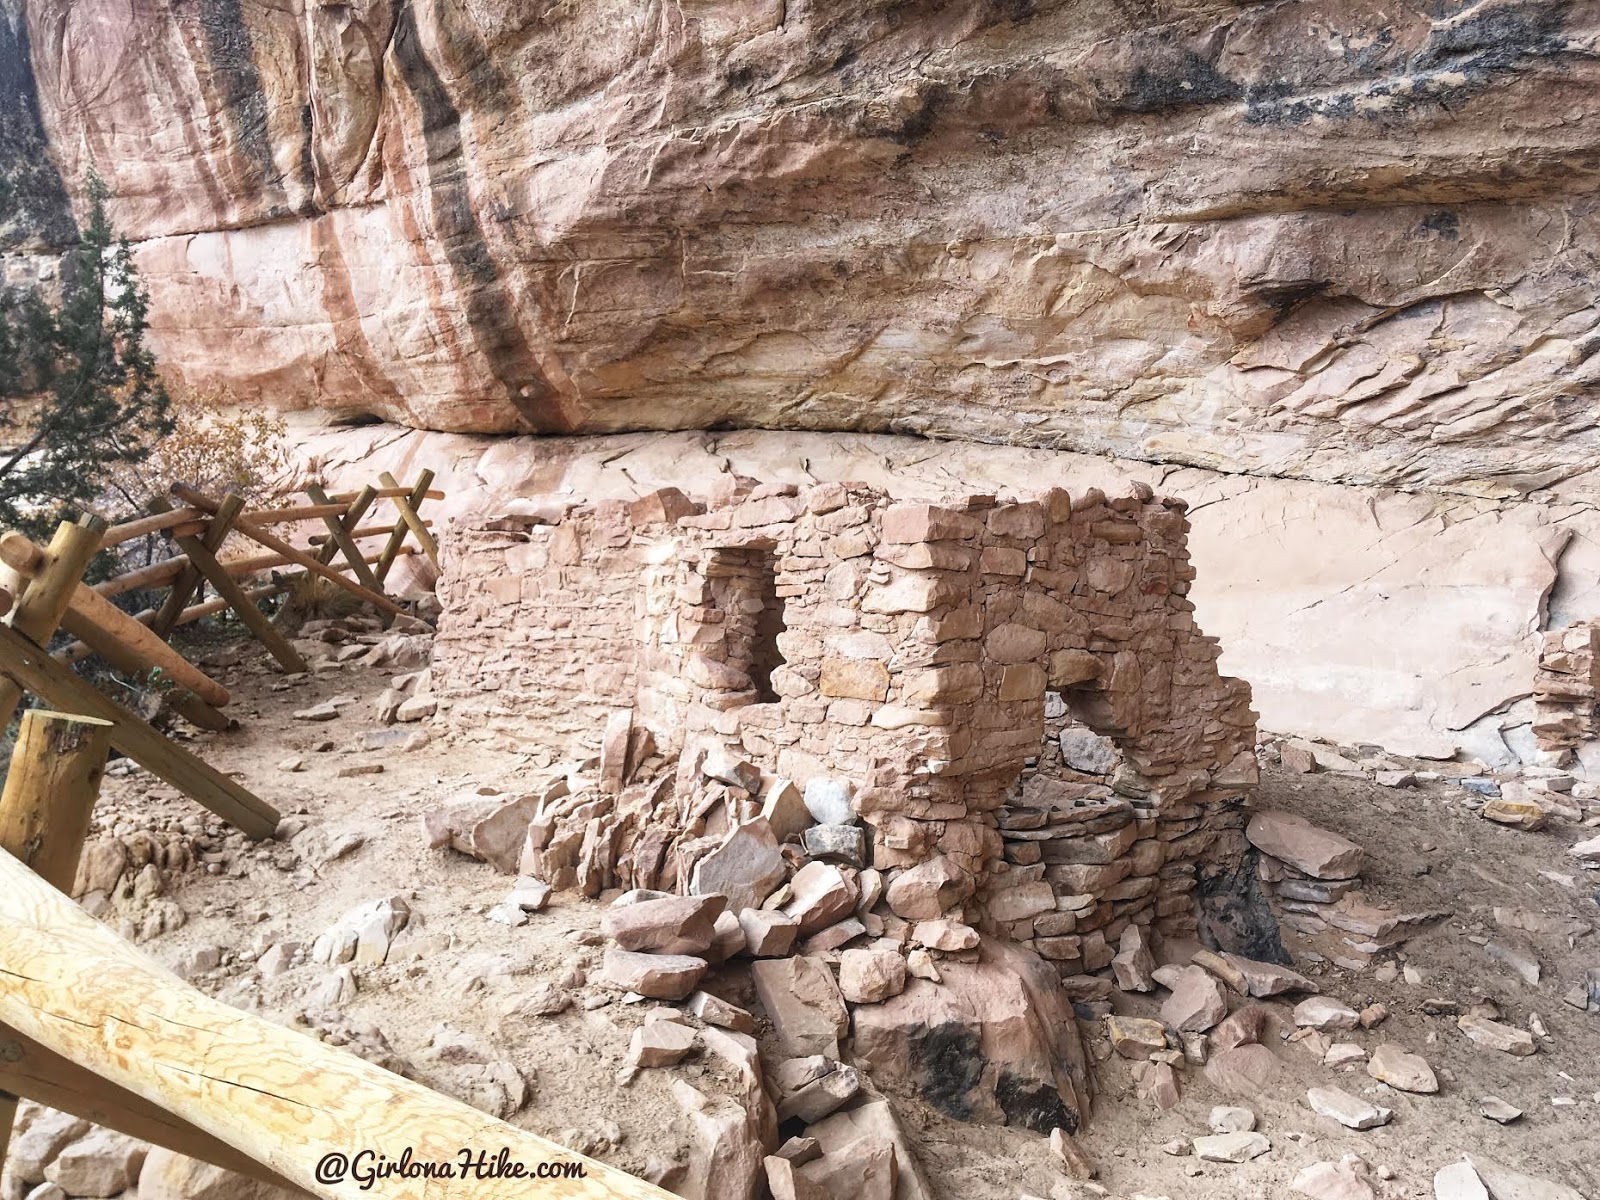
[1246,812,1363,880]
[1367,1043,1438,1093]
[1435,1162,1491,1200]
[1467,1155,1587,1200]
[1192,1131,1270,1163]
[1204,1044,1280,1095]
[1223,952,1320,997]
[1111,923,1158,991]
[627,1020,698,1069]
[688,991,756,1034]
[1295,996,1360,1032]
[602,894,726,954]
[750,955,850,1058]
[1457,1014,1537,1056]
[1307,1086,1392,1130]
[1212,1004,1274,1051]
[1159,966,1229,1033]
[1208,1106,1256,1133]
[601,950,706,1001]
[1293,1156,1378,1200]
[689,817,786,911]
[1106,1015,1168,1060]
[1479,1096,1523,1124]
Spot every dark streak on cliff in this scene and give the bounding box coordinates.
[195,0,285,211]
[0,9,75,251]
[390,0,564,433]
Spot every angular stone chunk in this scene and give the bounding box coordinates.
[774,1056,861,1123]
[44,1130,148,1198]
[602,949,707,1000]
[1204,1044,1281,1095]
[1111,924,1157,992]
[1306,1086,1392,1130]
[602,893,726,954]
[885,856,970,920]
[1246,811,1363,880]
[1106,1015,1168,1060]
[1456,1014,1537,1056]
[1160,966,1229,1033]
[761,778,812,843]
[628,1020,698,1069]
[783,861,859,934]
[838,947,907,1004]
[1366,1043,1438,1093]
[1294,996,1359,1032]
[1222,952,1319,997]
[690,818,786,912]
[1192,1131,1269,1163]
[738,907,800,957]
[751,955,850,1058]
[689,990,757,1034]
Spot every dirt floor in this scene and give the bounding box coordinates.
[73,632,1600,1200]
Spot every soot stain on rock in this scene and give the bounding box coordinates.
[1421,209,1461,241]
[391,0,561,432]
[994,1072,1077,1134]
[1197,850,1292,965]
[907,1021,984,1121]
[1120,48,1242,115]
[0,13,77,249]
[196,0,281,204]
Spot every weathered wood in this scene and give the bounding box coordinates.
[152,494,244,640]
[0,515,107,732]
[0,710,112,891]
[175,484,406,619]
[175,532,308,674]
[0,534,232,709]
[314,485,379,567]
[0,1093,14,1179]
[378,471,440,569]
[94,556,189,597]
[238,502,349,526]
[329,485,445,503]
[0,621,279,838]
[375,471,434,583]
[0,853,673,1200]
[99,507,204,549]
[0,1031,291,1186]
[305,484,385,595]
[310,518,434,545]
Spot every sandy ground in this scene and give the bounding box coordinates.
[64,633,1600,1200]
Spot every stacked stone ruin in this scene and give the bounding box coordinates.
[432,478,1258,977]
[1533,624,1600,751]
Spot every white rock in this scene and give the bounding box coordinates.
[1192,1132,1270,1163]
[1307,1086,1392,1130]
[1208,1106,1256,1133]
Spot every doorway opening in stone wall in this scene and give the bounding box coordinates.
[711,545,787,704]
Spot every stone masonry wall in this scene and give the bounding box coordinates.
[430,479,1257,963]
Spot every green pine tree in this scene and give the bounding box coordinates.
[0,170,173,535]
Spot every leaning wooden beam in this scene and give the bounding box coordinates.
[0,533,232,709]
[379,470,440,569]
[310,518,434,545]
[0,516,107,732]
[0,853,673,1200]
[305,484,385,596]
[237,501,349,526]
[0,1030,290,1186]
[0,621,278,838]
[329,485,445,503]
[314,484,379,568]
[173,531,308,675]
[98,507,204,549]
[94,556,188,598]
[173,484,406,619]
[375,471,434,583]
[152,494,245,640]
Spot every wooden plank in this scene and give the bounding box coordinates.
[375,471,434,583]
[173,484,406,619]
[99,507,204,549]
[379,471,439,569]
[0,533,232,709]
[305,484,384,595]
[152,495,244,640]
[0,1031,291,1186]
[0,621,279,838]
[174,532,308,675]
[0,515,107,732]
[0,853,672,1200]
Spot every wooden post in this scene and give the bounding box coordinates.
[379,471,440,569]
[152,494,244,640]
[0,621,278,838]
[170,532,309,675]
[173,485,406,619]
[375,471,434,583]
[0,709,113,1179]
[314,485,379,567]
[0,852,673,1200]
[0,515,106,731]
[304,484,384,596]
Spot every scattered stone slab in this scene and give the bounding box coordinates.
[806,1098,936,1200]
[1484,942,1541,987]
[838,947,907,1004]
[1367,1043,1438,1093]
[1479,1096,1523,1124]
[1107,1015,1168,1060]
[1435,1161,1491,1200]
[1292,1155,1378,1200]
[1295,996,1360,1032]
[1324,1042,1367,1067]
[1222,953,1319,997]
[1133,1059,1181,1110]
[1204,1044,1280,1095]
[751,955,849,1058]
[738,907,799,957]
[1212,1004,1274,1051]
[1112,925,1158,992]
[627,1020,698,1069]
[292,703,340,722]
[702,747,761,792]
[1246,812,1363,880]
[1192,1132,1270,1163]
[689,818,786,911]
[603,894,727,955]
[1466,1155,1586,1200]
[1569,833,1600,864]
[784,862,859,934]
[761,779,812,843]
[1191,948,1247,994]
[1480,797,1548,831]
[1160,966,1228,1033]
[1457,1014,1537,1056]
[688,991,756,1034]
[1307,1086,1392,1130]
[601,950,706,1001]
[774,1056,861,1123]
[1208,1106,1256,1134]
[911,918,978,952]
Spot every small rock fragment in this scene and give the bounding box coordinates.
[1192,1132,1270,1163]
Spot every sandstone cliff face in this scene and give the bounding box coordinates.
[4,0,1599,501]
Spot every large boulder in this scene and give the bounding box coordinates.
[850,937,1090,1134]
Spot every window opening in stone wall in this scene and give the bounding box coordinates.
[747,550,787,703]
